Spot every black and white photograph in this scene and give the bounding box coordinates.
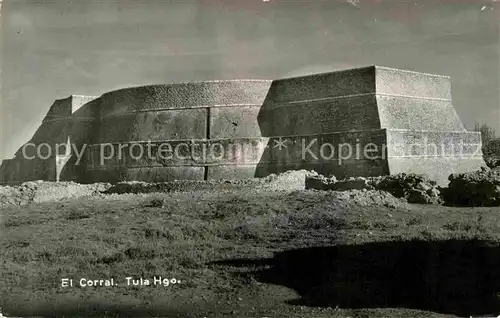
[0,0,499,317]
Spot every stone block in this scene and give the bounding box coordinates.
[0,159,17,184]
[86,138,269,169]
[387,156,486,186]
[44,97,72,121]
[86,166,205,183]
[98,80,272,118]
[71,95,100,115]
[207,165,259,180]
[210,106,262,138]
[99,109,207,143]
[202,138,268,165]
[265,66,376,104]
[375,66,452,100]
[385,130,483,158]
[376,95,465,131]
[258,94,380,136]
[254,158,389,180]
[257,131,387,164]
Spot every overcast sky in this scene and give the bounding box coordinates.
[1,0,499,158]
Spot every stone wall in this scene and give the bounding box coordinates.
[374,67,465,132]
[1,95,99,184]
[0,66,488,185]
[265,66,376,103]
[84,80,273,183]
[258,95,381,136]
[375,66,452,100]
[385,129,485,185]
[376,96,465,131]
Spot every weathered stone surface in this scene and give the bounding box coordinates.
[207,165,259,180]
[387,156,486,187]
[265,66,376,104]
[375,66,452,100]
[258,95,380,136]
[86,166,205,183]
[44,95,100,122]
[43,97,74,120]
[98,80,272,118]
[71,95,100,114]
[376,95,465,131]
[85,138,268,168]
[385,130,482,157]
[210,106,262,139]
[385,129,486,186]
[0,157,57,184]
[99,109,207,143]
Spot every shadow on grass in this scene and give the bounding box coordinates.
[211,239,500,317]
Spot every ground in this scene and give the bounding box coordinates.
[1,183,499,317]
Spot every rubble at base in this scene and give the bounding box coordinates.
[306,169,500,207]
[0,181,110,207]
[306,173,442,204]
[0,170,317,206]
[1,169,499,207]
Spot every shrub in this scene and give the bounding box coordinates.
[483,138,500,168]
[443,168,500,206]
[473,122,499,169]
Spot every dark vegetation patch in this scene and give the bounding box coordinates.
[212,240,500,317]
[443,168,500,207]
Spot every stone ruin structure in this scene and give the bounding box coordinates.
[0,66,487,186]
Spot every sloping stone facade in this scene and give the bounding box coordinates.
[0,66,487,186]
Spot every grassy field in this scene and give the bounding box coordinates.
[1,188,499,317]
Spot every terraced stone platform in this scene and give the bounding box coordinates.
[0,66,487,186]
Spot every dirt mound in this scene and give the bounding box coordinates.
[326,189,409,209]
[0,185,31,206]
[105,180,220,194]
[106,170,317,194]
[0,170,317,206]
[31,182,110,203]
[292,189,409,210]
[443,167,500,206]
[306,173,442,204]
[0,181,111,207]
[257,170,318,192]
[373,174,442,205]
